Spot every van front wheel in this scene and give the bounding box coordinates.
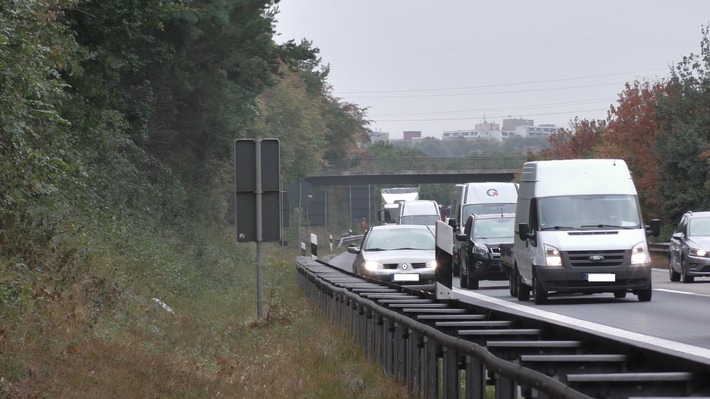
[515,267,530,301]
[533,274,548,305]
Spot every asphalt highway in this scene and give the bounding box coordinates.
[327,251,710,364]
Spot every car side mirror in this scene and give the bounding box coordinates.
[456,233,467,242]
[646,219,661,237]
[518,223,533,241]
[347,245,360,254]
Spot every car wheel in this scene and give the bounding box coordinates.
[515,267,530,301]
[637,280,652,302]
[469,277,480,290]
[613,290,627,299]
[508,270,517,297]
[669,255,680,282]
[460,263,468,289]
[681,257,695,283]
[532,274,548,305]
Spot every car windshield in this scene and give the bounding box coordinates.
[689,217,710,236]
[364,228,435,251]
[473,217,515,240]
[537,195,641,230]
[398,215,440,226]
[462,203,516,221]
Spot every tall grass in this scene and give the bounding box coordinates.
[0,211,409,398]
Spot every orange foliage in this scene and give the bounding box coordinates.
[599,80,669,219]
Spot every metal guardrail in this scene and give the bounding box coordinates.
[296,257,710,399]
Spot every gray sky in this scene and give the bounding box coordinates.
[274,1,709,139]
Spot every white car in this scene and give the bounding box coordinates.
[347,224,437,291]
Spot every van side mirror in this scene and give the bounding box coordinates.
[518,223,533,240]
[448,218,457,228]
[646,219,661,237]
[377,209,384,222]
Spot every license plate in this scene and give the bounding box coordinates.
[584,273,615,282]
[392,274,419,282]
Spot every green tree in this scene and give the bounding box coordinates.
[655,27,710,221]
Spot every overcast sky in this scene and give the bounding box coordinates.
[274,1,709,139]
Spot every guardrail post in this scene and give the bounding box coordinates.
[444,347,460,399]
[495,374,515,399]
[395,323,407,382]
[423,339,439,399]
[408,330,423,396]
[466,354,486,399]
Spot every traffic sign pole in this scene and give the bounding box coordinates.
[255,138,263,318]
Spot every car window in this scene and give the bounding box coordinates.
[689,217,710,236]
[365,229,434,250]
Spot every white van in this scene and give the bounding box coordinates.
[448,182,518,275]
[509,159,660,304]
[397,200,441,227]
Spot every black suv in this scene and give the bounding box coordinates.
[456,213,515,289]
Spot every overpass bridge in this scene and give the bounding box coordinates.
[303,156,525,186]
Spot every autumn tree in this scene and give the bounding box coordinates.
[538,118,605,160]
[597,80,669,220]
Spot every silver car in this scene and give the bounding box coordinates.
[347,224,437,290]
[669,211,710,283]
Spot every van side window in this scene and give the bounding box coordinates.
[529,198,540,231]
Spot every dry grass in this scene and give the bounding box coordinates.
[0,231,409,399]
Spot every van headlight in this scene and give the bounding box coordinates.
[426,260,437,269]
[631,242,650,265]
[363,261,383,271]
[474,244,489,256]
[544,244,562,267]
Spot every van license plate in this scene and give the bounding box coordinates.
[393,274,419,282]
[585,273,615,282]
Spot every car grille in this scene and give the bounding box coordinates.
[382,262,429,269]
[563,250,628,267]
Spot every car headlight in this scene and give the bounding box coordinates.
[544,244,562,267]
[689,247,708,257]
[474,244,489,256]
[631,241,650,265]
[363,261,383,271]
[426,260,437,269]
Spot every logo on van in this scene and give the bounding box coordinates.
[486,189,499,197]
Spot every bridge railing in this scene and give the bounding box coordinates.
[312,156,526,175]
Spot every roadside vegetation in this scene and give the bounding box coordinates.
[2,1,710,397]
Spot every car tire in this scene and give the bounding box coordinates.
[532,274,548,304]
[469,277,479,290]
[460,263,468,289]
[508,270,517,297]
[613,290,627,299]
[669,255,680,282]
[636,280,652,302]
[681,257,695,283]
[515,267,530,301]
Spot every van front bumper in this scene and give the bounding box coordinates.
[533,264,652,293]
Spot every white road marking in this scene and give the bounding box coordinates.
[655,288,710,298]
[455,289,710,361]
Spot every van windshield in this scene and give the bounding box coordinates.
[462,203,516,220]
[537,195,641,230]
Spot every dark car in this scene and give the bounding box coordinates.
[457,213,515,289]
[347,224,437,290]
[669,211,710,283]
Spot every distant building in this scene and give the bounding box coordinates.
[402,131,422,141]
[502,118,534,131]
[369,130,389,143]
[442,130,479,140]
[515,124,559,137]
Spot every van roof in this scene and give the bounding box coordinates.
[399,200,440,216]
[521,159,636,196]
[462,182,518,204]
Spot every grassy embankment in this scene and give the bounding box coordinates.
[0,219,408,398]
